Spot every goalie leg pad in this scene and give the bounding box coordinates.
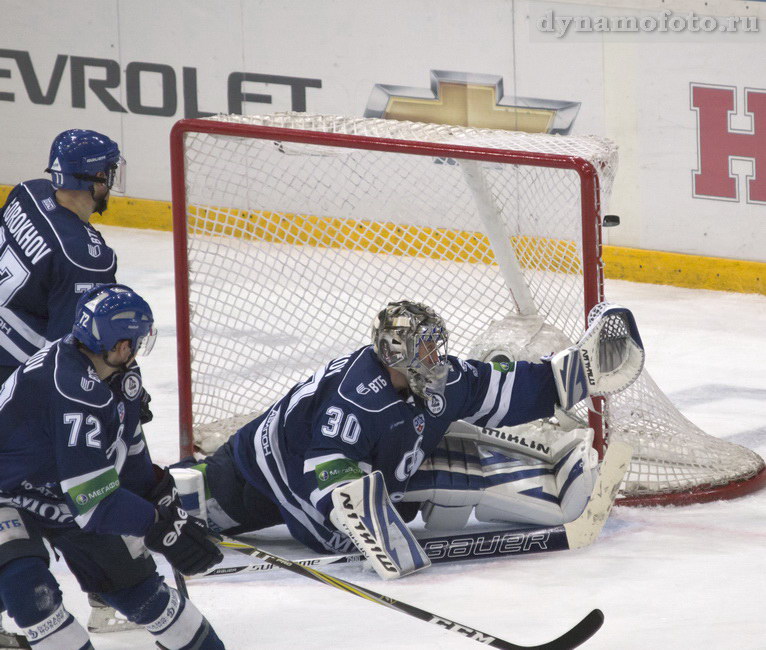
[406,431,597,528]
[477,430,598,526]
[330,471,430,580]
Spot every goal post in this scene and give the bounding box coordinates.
[170,112,765,506]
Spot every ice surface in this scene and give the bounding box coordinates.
[21,226,766,649]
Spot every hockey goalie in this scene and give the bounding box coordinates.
[175,300,643,580]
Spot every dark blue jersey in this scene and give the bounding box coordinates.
[0,336,155,536]
[230,345,557,553]
[0,179,116,368]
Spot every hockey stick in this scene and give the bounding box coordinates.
[199,441,632,579]
[173,567,190,598]
[217,533,603,650]
[90,442,629,638]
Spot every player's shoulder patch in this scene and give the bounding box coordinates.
[53,343,113,408]
[424,392,446,416]
[337,346,400,413]
[120,371,142,400]
[20,182,116,273]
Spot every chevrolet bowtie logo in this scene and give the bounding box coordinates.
[365,70,580,135]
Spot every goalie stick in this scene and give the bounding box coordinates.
[198,440,632,579]
[89,441,630,639]
[217,533,604,650]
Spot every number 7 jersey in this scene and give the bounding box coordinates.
[0,179,116,369]
[229,345,559,553]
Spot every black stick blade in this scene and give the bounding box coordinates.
[535,609,604,650]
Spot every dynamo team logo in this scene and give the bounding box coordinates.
[425,393,445,416]
[122,372,141,400]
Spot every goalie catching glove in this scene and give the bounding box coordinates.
[145,504,223,575]
[549,302,644,410]
[330,471,430,580]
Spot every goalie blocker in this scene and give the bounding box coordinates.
[330,471,430,580]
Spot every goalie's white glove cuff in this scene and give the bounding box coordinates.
[549,347,588,410]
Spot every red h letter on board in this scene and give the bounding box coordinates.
[691,83,766,203]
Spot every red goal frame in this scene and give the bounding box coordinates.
[170,117,766,505]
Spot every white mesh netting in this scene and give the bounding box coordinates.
[176,112,763,503]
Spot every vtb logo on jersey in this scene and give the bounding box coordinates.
[691,83,766,204]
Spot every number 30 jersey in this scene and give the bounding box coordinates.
[0,336,155,536]
[0,179,117,369]
[229,345,558,553]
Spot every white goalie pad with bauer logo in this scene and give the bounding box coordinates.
[403,424,599,530]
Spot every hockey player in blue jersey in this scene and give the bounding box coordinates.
[0,130,123,385]
[181,300,643,580]
[0,284,225,649]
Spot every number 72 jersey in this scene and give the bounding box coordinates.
[0,337,156,537]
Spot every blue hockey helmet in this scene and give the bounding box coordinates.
[46,129,126,193]
[72,284,156,355]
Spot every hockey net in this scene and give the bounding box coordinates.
[171,112,765,505]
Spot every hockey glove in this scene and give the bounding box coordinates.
[139,387,153,424]
[145,505,222,575]
[146,465,182,509]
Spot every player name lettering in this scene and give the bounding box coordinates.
[4,495,72,524]
[3,200,53,264]
[423,531,551,559]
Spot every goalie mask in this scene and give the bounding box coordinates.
[372,301,449,398]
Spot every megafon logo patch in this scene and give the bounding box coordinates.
[690,83,766,204]
[364,70,580,135]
